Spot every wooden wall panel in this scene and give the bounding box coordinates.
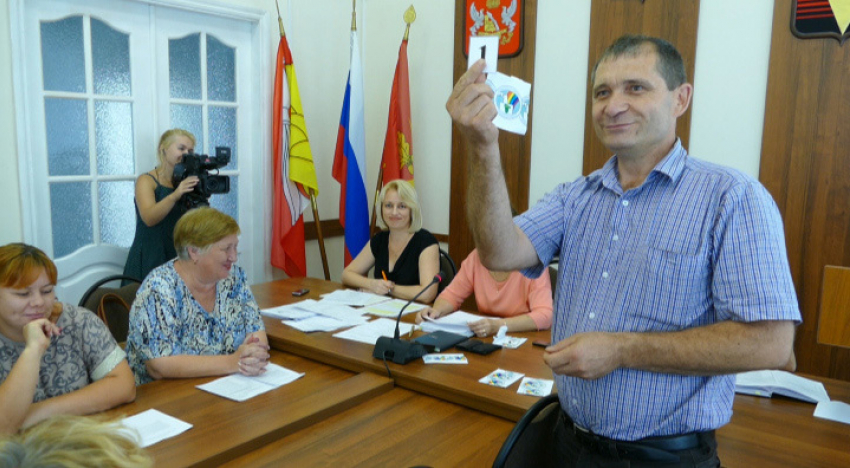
[448,0,538,271]
[582,0,700,174]
[761,0,850,381]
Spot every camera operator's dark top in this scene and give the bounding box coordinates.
[123,173,186,283]
[370,229,438,286]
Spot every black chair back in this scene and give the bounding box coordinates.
[438,249,457,293]
[492,393,561,468]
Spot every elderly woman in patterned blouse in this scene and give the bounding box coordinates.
[126,207,269,385]
[0,243,135,434]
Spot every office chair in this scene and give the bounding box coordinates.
[438,249,457,293]
[492,393,560,468]
[78,274,142,343]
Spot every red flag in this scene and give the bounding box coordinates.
[380,39,414,186]
[271,33,318,277]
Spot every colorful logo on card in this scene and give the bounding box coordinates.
[494,86,522,119]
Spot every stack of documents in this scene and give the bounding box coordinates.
[120,409,193,448]
[319,289,390,307]
[261,299,370,333]
[420,311,483,337]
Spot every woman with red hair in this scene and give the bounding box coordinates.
[0,243,135,434]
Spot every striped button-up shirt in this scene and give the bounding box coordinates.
[516,140,801,440]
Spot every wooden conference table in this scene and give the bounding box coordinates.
[250,277,850,468]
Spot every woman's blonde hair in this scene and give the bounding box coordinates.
[0,415,153,468]
[377,179,422,233]
[173,207,240,260]
[156,128,196,166]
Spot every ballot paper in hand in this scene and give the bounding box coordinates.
[420,311,481,337]
[486,72,531,135]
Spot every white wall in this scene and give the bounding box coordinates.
[1,0,775,282]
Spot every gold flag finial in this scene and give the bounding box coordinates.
[274,0,285,37]
[403,5,416,41]
[351,0,357,31]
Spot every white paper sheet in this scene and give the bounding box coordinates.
[120,409,193,448]
[333,318,415,345]
[814,400,850,425]
[196,363,304,402]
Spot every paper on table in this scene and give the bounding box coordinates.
[261,300,317,320]
[196,363,304,402]
[319,289,390,307]
[517,377,554,397]
[333,317,415,345]
[298,300,367,322]
[120,409,193,448]
[283,314,368,333]
[420,311,481,337]
[814,400,850,425]
[362,299,426,317]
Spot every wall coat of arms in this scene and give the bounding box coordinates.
[465,0,524,58]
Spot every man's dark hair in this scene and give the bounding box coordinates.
[590,34,687,90]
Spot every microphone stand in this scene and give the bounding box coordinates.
[372,273,442,364]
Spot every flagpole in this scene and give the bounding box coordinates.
[310,189,331,280]
[370,5,415,235]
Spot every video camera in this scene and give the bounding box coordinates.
[172,146,231,209]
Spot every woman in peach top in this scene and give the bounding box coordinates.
[416,249,552,337]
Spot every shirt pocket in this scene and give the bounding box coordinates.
[637,228,712,330]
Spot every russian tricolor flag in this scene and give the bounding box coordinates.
[332,29,369,266]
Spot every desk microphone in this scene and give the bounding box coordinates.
[372,272,443,364]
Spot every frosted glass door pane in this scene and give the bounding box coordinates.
[207,35,235,102]
[95,101,134,175]
[169,34,201,99]
[210,176,237,220]
[209,106,236,169]
[45,98,89,176]
[99,181,135,248]
[41,16,85,93]
[92,18,131,96]
[50,182,93,257]
[170,104,204,153]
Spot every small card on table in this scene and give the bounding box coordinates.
[479,368,524,388]
[423,353,468,365]
[517,377,555,397]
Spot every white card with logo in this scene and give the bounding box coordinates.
[517,377,555,397]
[479,368,524,388]
[487,72,531,135]
[423,353,468,365]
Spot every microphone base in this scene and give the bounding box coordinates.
[373,337,427,364]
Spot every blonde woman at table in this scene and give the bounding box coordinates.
[0,243,136,435]
[416,249,553,337]
[126,207,269,385]
[342,179,441,303]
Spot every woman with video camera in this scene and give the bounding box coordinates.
[123,129,200,284]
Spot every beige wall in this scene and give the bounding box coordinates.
[1,0,774,282]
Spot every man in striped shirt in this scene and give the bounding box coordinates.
[447,34,800,467]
